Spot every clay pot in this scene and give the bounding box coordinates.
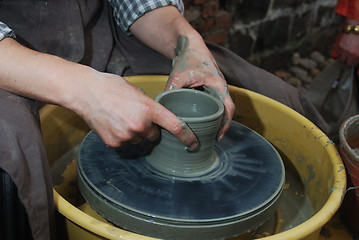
[339,115,359,234]
[146,89,224,179]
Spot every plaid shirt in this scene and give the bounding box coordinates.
[0,0,183,41]
[0,21,15,40]
[109,0,184,34]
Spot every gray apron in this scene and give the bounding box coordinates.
[0,1,113,239]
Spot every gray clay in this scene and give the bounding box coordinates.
[146,89,224,179]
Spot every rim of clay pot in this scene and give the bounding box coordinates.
[154,88,224,123]
[339,114,359,161]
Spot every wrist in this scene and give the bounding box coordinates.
[176,31,213,58]
[346,18,359,25]
[170,24,205,59]
[61,65,100,116]
[343,18,359,34]
[343,24,359,34]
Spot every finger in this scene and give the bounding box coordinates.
[130,136,143,145]
[166,72,183,90]
[151,103,199,151]
[203,85,235,141]
[101,135,125,148]
[217,98,235,141]
[340,54,348,65]
[140,124,161,142]
[166,71,202,90]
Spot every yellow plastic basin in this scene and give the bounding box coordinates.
[40,75,346,240]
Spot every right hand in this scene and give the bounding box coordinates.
[166,46,235,142]
[77,71,199,150]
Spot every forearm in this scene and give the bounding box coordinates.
[345,18,359,25]
[0,37,93,112]
[129,5,208,60]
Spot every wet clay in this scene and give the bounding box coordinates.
[146,89,224,178]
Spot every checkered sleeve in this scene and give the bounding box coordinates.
[108,0,184,34]
[0,21,16,41]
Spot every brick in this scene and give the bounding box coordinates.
[272,0,307,9]
[201,0,219,19]
[290,11,310,41]
[185,6,201,22]
[255,16,289,51]
[259,50,292,71]
[274,70,292,79]
[192,18,215,34]
[228,30,254,59]
[311,29,338,56]
[213,10,233,30]
[316,5,336,28]
[222,1,237,15]
[204,30,228,45]
[235,0,270,23]
[182,0,192,9]
[193,0,209,5]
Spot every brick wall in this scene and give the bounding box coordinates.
[183,0,342,70]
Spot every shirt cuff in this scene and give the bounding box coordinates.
[335,0,359,21]
[110,0,184,35]
[0,21,16,41]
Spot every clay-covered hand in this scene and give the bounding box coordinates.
[78,72,198,150]
[338,19,359,67]
[166,35,235,141]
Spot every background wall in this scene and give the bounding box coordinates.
[183,0,342,71]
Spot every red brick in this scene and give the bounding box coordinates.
[184,7,200,22]
[182,0,192,9]
[213,10,233,30]
[192,18,214,34]
[192,0,209,5]
[201,0,219,19]
[203,30,228,44]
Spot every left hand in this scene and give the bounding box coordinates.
[337,18,359,67]
[166,36,235,141]
[337,33,359,67]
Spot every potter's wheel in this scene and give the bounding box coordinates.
[77,121,285,240]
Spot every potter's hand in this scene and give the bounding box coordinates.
[78,72,198,150]
[166,36,235,141]
[338,19,359,67]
